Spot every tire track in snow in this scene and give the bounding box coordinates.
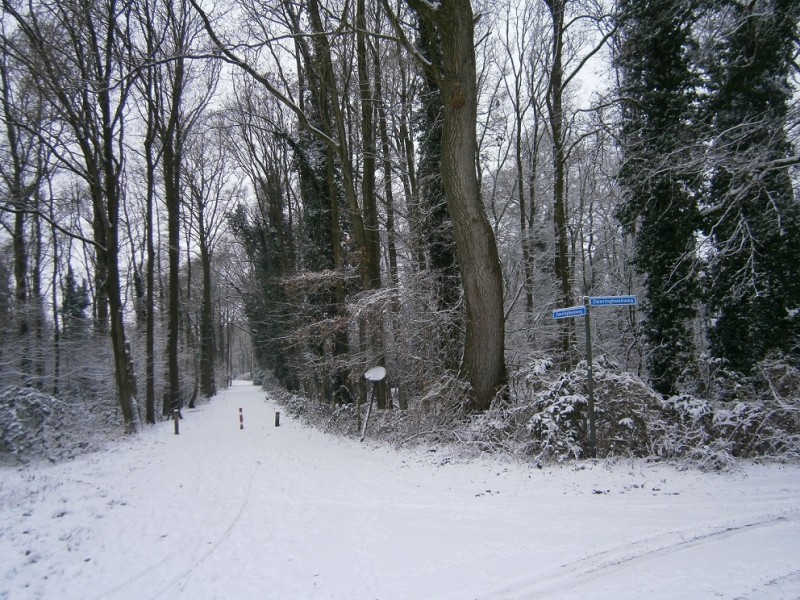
[87,420,232,600]
[148,390,272,599]
[735,568,800,600]
[91,392,263,600]
[481,508,800,600]
[149,459,260,599]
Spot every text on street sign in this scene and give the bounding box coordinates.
[553,306,587,319]
[589,295,637,307]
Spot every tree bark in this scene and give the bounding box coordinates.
[357,0,382,290]
[402,0,507,410]
[1,59,32,379]
[197,207,216,399]
[544,0,576,361]
[145,104,157,424]
[163,132,182,416]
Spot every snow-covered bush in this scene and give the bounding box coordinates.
[0,387,51,458]
[261,355,800,468]
[457,357,800,466]
[0,386,122,464]
[523,374,587,460]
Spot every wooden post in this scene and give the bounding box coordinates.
[173,409,179,435]
[275,411,280,427]
[239,407,243,430]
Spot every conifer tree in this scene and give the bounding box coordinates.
[615,0,701,395]
[60,266,90,341]
[229,204,296,388]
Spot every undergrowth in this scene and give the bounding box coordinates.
[0,386,122,464]
[264,357,800,470]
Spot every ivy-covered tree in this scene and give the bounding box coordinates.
[229,203,296,388]
[615,0,701,396]
[414,15,462,369]
[702,0,800,373]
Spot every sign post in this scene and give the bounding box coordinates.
[552,295,637,459]
[583,296,595,458]
[360,366,387,442]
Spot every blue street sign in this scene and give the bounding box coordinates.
[553,306,587,320]
[589,295,637,307]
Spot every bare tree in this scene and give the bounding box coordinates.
[183,113,240,401]
[144,0,216,415]
[497,0,547,324]
[3,0,141,431]
[0,43,48,384]
[542,0,615,362]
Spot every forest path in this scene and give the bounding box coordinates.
[1,380,799,599]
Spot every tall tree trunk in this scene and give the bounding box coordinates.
[306,0,375,290]
[163,139,181,415]
[92,199,109,333]
[100,80,140,434]
[161,46,186,416]
[397,69,425,270]
[50,220,61,396]
[145,119,157,424]
[136,0,159,424]
[416,16,463,370]
[12,208,29,380]
[2,60,31,380]
[198,216,216,399]
[373,41,400,287]
[515,109,536,321]
[286,0,350,360]
[401,0,507,410]
[544,0,575,361]
[31,206,44,387]
[357,0,382,290]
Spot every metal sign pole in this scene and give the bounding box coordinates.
[553,294,636,460]
[584,296,596,459]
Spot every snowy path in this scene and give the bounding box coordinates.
[1,380,799,599]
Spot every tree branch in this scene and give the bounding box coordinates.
[378,0,439,82]
[187,0,338,149]
[0,204,105,251]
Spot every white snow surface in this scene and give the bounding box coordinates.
[2,380,799,600]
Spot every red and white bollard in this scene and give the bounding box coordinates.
[239,407,243,430]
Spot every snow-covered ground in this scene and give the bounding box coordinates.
[1,380,799,600]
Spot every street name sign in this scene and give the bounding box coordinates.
[553,306,587,320]
[589,295,637,307]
